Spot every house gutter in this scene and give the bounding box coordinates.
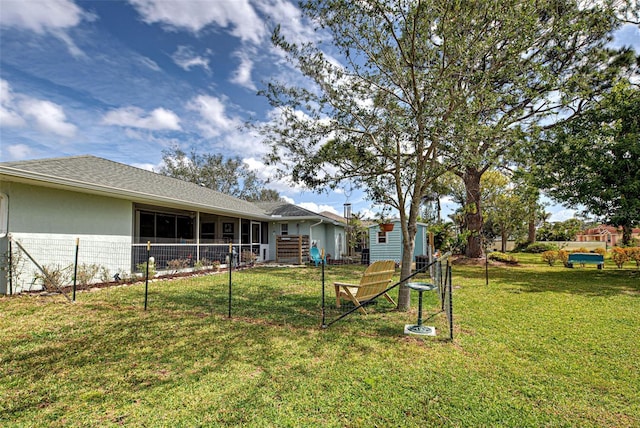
[309,219,323,245]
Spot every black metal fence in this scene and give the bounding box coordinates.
[3,237,453,340]
[321,254,454,340]
[2,236,259,295]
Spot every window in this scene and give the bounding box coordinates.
[281,223,288,236]
[377,231,387,244]
[136,209,194,243]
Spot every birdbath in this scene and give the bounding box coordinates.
[404,282,437,336]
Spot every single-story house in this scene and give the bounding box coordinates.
[0,155,345,294]
[254,201,346,263]
[368,219,429,264]
[576,225,640,247]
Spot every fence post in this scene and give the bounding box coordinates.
[8,237,13,296]
[228,243,232,318]
[298,236,302,265]
[72,238,79,302]
[144,241,150,310]
[321,248,326,328]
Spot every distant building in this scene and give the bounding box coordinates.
[576,225,640,247]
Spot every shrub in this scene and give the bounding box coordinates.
[166,258,190,273]
[523,242,559,253]
[611,247,629,268]
[625,247,640,268]
[99,266,111,283]
[37,264,72,291]
[488,252,518,264]
[75,263,100,286]
[136,260,156,279]
[541,250,558,266]
[593,247,607,256]
[558,249,570,267]
[571,247,590,253]
[241,250,257,264]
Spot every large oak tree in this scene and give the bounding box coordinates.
[258,0,633,309]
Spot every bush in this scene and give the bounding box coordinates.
[166,258,190,273]
[488,252,518,264]
[593,247,607,256]
[136,260,156,279]
[571,247,590,253]
[241,250,257,264]
[611,247,629,268]
[558,249,570,267]
[541,250,558,266]
[75,263,100,286]
[625,247,640,268]
[522,242,559,253]
[37,264,72,291]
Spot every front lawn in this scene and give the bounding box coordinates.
[1,256,638,427]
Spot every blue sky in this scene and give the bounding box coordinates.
[1,1,639,221]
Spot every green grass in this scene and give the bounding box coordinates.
[1,256,638,427]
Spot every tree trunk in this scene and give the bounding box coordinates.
[527,190,538,244]
[622,224,632,246]
[528,213,536,244]
[463,167,483,258]
[397,221,417,312]
[501,230,507,252]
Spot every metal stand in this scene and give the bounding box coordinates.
[404,282,437,336]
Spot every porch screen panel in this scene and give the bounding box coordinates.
[156,214,176,242]
[139,212,155,242]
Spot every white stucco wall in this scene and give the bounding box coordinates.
[0,182,133,293]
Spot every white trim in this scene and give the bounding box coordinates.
[0,193,8,238]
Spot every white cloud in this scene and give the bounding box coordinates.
[0,0,85,33]
[0,80,26,127]
[0,0,93,57]
[0,106,25,127]
[4,144,33,160]
[171,46,211,72]
[1,79,77,136]
[102,107,181,131]
[20,98,76,137]
[130,162,156,172]
[297,202,339,215]
[358,208,377,220]
[281,195,294,204]
[187,94,239,137]
[139,56,161,71]
[548,208,577,223]
[254,0,315,44]
[128,0,266,43]
[230,50,256,90]
[243,156,308,193]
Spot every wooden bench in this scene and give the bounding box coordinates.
[567,253,604,269]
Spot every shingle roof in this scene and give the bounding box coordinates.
[0,155,267,218]
[254,201,341,223]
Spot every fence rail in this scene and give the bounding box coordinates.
[2,236,261,294]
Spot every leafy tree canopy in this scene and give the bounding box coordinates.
[157,146,282,202]
[257,0,634,307]
[532,83,640,244]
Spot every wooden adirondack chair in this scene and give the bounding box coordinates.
[334,260,396,314]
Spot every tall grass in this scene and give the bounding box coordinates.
[1,256,638,427]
